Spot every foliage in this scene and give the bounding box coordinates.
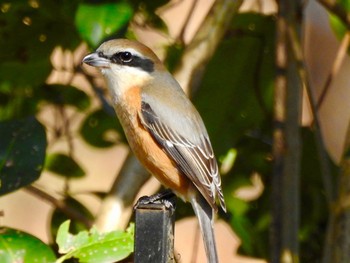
[192,13,275,256]
[329,0,350,40]
[45,153,86,178]
[0,0,347,262]
[0,227,56,263]
[0,116,46,195]
[0,222,134,263]
[75,2,133,47]
[56,221,134,263]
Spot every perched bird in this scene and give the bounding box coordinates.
[82,39,226,263]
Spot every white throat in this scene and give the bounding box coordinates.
[101,65,152,104]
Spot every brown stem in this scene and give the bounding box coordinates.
[272,1,303,262]
[25,185,93,228]
[173,0,243,95]
[316,32,350,110]
[177,0,199,44]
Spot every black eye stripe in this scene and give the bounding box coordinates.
[98,51,108,59]
[109,52,154,73]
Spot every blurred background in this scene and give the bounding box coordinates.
[1,0,350,262]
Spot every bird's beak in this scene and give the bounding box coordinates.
[82,52,110,68]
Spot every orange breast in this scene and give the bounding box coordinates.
[114,86,191,199]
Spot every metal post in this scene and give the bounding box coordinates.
[134,198,176,263]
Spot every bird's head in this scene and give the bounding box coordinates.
[82,39,166,98]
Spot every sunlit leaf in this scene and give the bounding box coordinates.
[0,117,47,195]
[0,227,56,263]
[45,153,85,178]
[50,196,94,241]
[329,0,350,40]
[75,2,133,47]
[56,220,134,263]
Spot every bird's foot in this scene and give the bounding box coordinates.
[134,189,176,210]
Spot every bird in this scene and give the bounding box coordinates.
[82,39,226,263]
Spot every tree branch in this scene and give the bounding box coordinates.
[173,0,244,95]
[287,23,334,204]
[316,32,350,109]
[177,0,199,44]
[94,153,151,231]
[25,185,93,228]
[272,1,303,262]
[288,22,336,263]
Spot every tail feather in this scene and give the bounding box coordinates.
[190,193,218,263]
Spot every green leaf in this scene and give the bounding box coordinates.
[0,88,40,121]
[193,13,275,158]
[134,0,169,32]
[0,1,80,87]
[56,220,134,263]
[75,2,133,47]
[220,148,238,174]
[0,227,56,263]
[189,13,275,258]
[80,109,126,148]
[0,59,52,89]
[298,128,337,261]
[164,42,185,72]
[329,14,347,40]
[43,84,91,111]
[50,197,94,241]
[45,153,85,178]
[329,0,350,40]
[0,117,47,195]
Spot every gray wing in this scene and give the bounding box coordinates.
[140,100,226,212]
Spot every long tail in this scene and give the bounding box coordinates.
[190,193,218,263]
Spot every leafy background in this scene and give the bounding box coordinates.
[0,0,350,262]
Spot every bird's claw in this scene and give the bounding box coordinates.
[134,190,176,210]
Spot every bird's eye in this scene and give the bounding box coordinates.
[118,52,133,63]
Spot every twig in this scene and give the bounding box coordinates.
[288,23,336,263]
[78,66,115,116]
[177,0,199,44]
[173,0,244,95]
[57,105,74,157]
[272,8,288,261]
[25,185,93,228]
[316,32,350,110]
[287,24,334,204]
